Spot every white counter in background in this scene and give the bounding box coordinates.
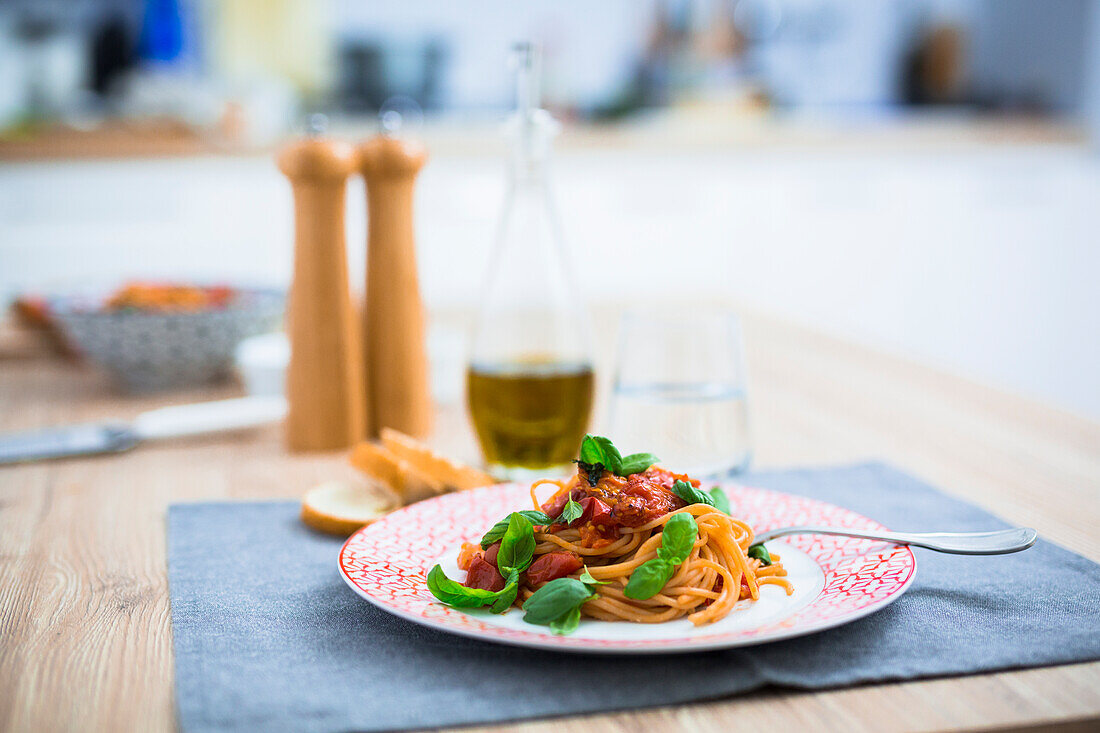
[2,140,1098,421]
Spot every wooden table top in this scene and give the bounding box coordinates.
[1,308,1098,732]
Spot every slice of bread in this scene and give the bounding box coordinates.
[349,440,446,504]
[349,441,403,488]
[380,428,495,491]
[300,479,399,536]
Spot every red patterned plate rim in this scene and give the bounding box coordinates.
[338,482,917,654]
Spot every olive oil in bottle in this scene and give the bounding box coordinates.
[467,44,594,478]
[467,360,594,472]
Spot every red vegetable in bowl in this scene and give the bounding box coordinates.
[105,282,235,312]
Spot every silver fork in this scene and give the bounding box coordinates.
[752,526,1038,555]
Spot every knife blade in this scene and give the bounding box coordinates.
[0,396,287,465]
[0,423,138,464]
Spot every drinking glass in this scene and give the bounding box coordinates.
[606,309,752,477]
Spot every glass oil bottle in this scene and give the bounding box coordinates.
[467,43,594,479]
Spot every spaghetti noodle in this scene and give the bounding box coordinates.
[444,444,794,631]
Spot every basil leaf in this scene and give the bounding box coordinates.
[578,566,608,586]
[426,564,504,608]
[709,486,731,514]
[480,510,551,548]
[624,513,699,599]
[598,437,623,471]
[579,437,658,478]
[618,452,659,476]
[578,436,603,465]
[522,577,595,625]
[655,512,698,564]
[555,499,583,525]
[490,573,520,614]
[623,558,675,600]
[747,543,772,566]
[548,605,582,635]
[498,513,536,575]
[579,435,622,474]
[670,479,715,508]
[579,435,609,467]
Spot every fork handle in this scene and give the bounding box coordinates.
[752,526,1037,555]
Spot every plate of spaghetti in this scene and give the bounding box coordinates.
[339,436,916,653]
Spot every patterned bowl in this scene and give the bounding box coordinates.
[50,287,284,392]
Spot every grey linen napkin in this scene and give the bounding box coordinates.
[168,463,1100,733]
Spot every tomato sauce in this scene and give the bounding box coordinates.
[540,466,691,538]
[462,465,696,591]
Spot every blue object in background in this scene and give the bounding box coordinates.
[138,0,184,63]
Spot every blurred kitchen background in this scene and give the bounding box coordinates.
[1,0,1098,419]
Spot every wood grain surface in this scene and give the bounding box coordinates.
[0,306,1097,733]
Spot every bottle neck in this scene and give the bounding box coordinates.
[508,154,550,187]
[505,106,557,187]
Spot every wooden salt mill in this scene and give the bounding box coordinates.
[278,131,367,450]
[358,133,432,439]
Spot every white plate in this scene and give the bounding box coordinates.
[339,482,916,654]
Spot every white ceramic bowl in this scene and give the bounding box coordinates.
[234,331,289,396]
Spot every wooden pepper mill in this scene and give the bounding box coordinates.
[358,134,432,439]
[278,135,367,450]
